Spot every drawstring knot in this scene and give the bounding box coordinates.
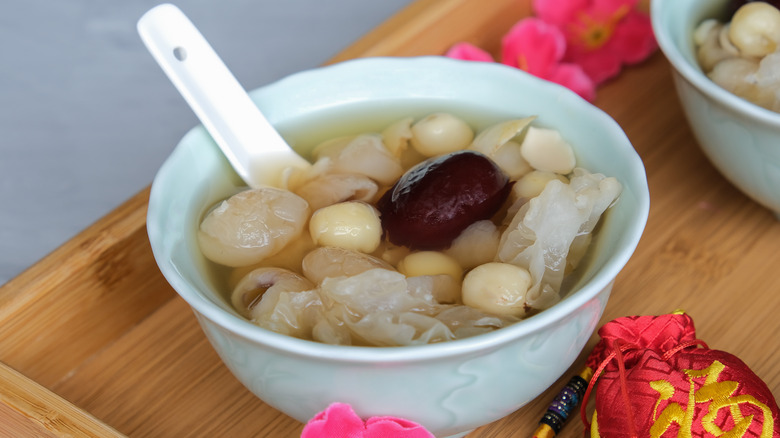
[579,338,708,437]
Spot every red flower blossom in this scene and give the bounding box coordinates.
[444,42,494,62]
[445,18,595,102]
[301,403,434,438]
[501,18,595,101]
[533,0,656,84]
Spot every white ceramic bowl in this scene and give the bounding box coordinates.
[652,0,780,219]
[147,57,649,437]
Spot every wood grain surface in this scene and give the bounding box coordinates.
[1,0,778,436]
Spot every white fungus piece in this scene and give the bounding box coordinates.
[462,262,532,317]
[397,251,463,282]
[344,310,455,346]
[312,313,353,345]
[198,188,310,267]
[249,267,511,346]
[407,274,461,304]
[321,269,435,315]
[410,113,474,156]
[503,171,571,224]
[729,2,780,58]
[231,267,314,320]
[251,287,324,339]
[381,117,414,158]
[309,201,383,253]
[520,126,576,174]
[294,172,378,212]
[227,232,317,289]
[497,168,621,310]
[301,247,394,285]
[251,267,460,346]
[319,269,456,346]
[444,220,501,269]
[435,305,517,339]
[313,134,404,185]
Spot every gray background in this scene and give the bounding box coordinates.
[0,0,413,285]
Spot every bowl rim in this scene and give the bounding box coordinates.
[148,56,650,363]
[651,0,780,127]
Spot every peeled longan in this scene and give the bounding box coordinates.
[198,188,310,267]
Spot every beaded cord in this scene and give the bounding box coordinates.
[532,367,593,438]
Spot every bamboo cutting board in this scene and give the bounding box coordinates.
[1,0,779,436]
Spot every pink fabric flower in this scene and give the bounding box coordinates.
[301,403,435,438]
[533,0,657,84]
[500,18,596,101]
[444,42,494,62]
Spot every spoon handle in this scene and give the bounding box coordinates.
[137,3,310,188]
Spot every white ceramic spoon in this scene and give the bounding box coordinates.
[137,3,311,189]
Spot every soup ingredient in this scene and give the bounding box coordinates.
[727,0,780,17]
[308,201,383,253]
[227,233,317,287]
[231,267,314,319]
[410,113,475,156]
[381,117,414,157]
[513,170,570,200]
[377,150,511,250]
[695,2,780,112]
[490,140,532,180]
[519,127,577,174]
[694,19,738,72]
[469,117,535,179]
[397,251,463,282]
[443,220,501,269]
[729,1,780,57]
[199,113,622,346]
[198,187,310,267]
[498,169,621,309]
[294,173,378,211]
[312,134,404,186]
[302,247,393,285]
[462,262,532,317]
[253,268,516,346]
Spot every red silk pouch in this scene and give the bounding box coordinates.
[582,313,780,437]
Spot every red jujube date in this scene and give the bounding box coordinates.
[377,150,511,250]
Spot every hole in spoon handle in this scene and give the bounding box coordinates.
[173,46,187,61]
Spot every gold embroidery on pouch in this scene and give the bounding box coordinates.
[648,361,774,438]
